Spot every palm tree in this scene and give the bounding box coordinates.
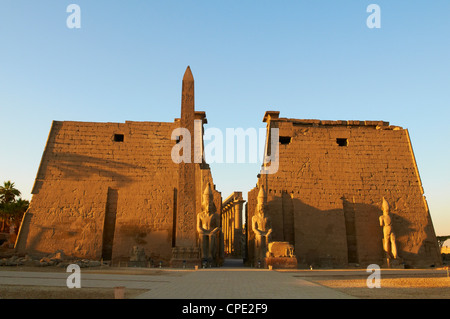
[0,181,26,232]
[0,181,21,204]
[6,198,29,233]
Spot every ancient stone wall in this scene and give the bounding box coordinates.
[16,120,182,263]
[248,113,442,268]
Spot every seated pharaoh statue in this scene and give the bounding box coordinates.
[197,182,221,264]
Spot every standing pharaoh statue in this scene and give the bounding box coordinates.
[379,197,398,259]
[197,182,221,264]
[252,186,273,265]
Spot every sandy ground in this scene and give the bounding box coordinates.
[0,265,176,299]
[0,285,148,299]
[302,272,450,299]
[1,265,449,299]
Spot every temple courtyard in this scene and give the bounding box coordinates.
[0,260,448,299]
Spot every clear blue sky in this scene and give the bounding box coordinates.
[1,1,449,236]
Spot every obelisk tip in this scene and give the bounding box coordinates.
[183,66,194,81]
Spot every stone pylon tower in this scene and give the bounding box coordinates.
[15,66,221,267]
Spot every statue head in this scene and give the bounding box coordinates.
[202,182,216,214]
[382,197,390,215]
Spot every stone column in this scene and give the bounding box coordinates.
[234,199,244,256]
[231,206,235,254]
[226,210,230,254]
[221,192,245,258]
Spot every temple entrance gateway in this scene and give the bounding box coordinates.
[15,66,442,269]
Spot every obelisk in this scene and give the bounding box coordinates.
[175,66,197,247]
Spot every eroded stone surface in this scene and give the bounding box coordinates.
[247,112,442,268]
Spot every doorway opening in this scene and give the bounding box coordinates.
[101,188,118,261]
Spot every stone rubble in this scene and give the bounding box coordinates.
[0,249,104,268]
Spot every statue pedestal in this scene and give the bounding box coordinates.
[128,260,147,268]
[170,247,201,269]
[200,257,222,268]
[265,257,298,269]
[383,257,404,269]
[128,246,147,267]
[170,259,202,268]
